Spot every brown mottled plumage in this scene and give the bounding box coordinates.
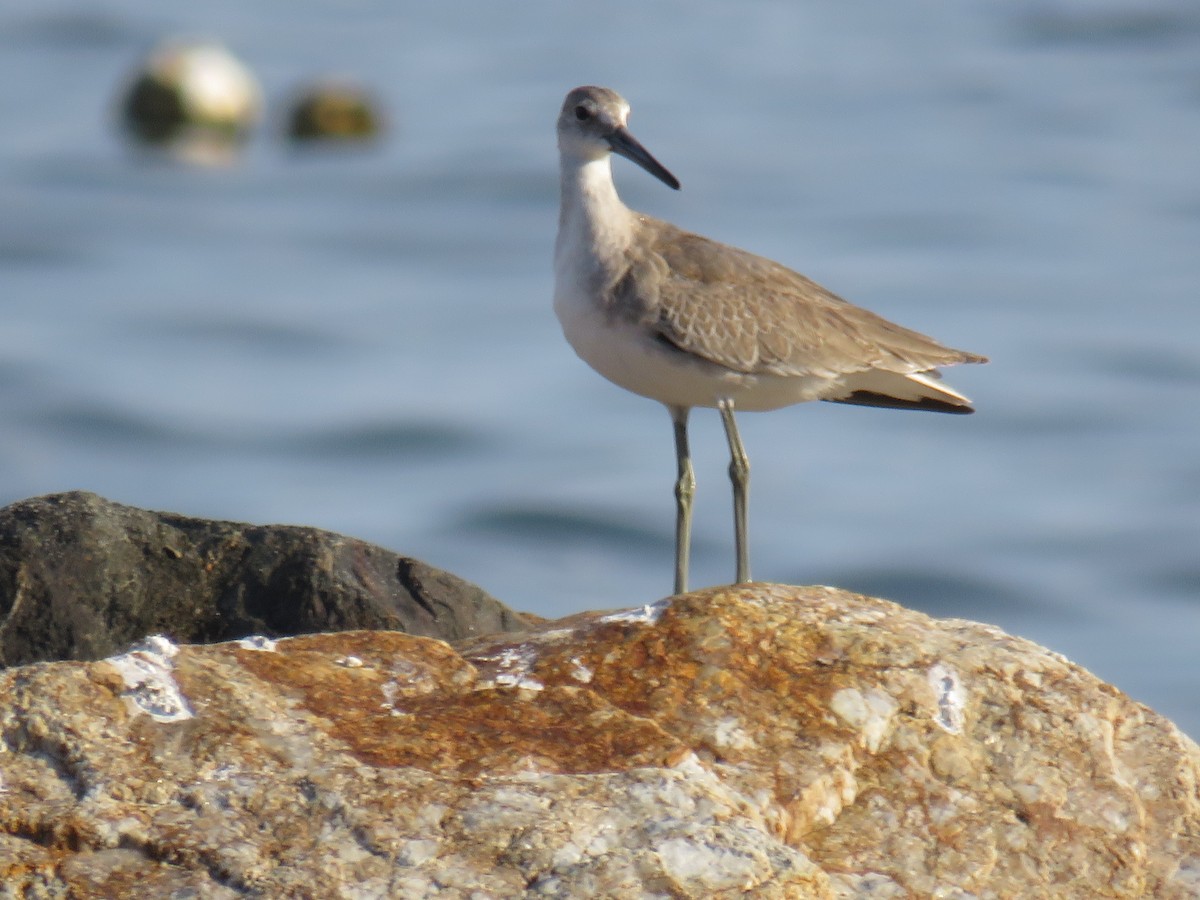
[629,216,986,381]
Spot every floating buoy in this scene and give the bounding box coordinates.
[284,81,385,145]
[119,39,262,164]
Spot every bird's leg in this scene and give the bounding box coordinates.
[670,406,695,595]
[718,398,751,584]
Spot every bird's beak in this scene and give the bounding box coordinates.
[607,125,680,190]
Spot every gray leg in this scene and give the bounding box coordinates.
[670,405,695,595]
[718,399,751,584]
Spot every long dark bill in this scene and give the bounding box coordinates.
[608,126,680,190]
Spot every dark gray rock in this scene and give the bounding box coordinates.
[0,491,527,667]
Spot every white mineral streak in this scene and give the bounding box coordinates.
[105,634,193,722]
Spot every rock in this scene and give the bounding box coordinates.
[0,491,527,667]
[284,81,386,144]
[1,584,1196,897]
[117,38,261,164]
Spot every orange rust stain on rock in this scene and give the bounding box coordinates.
[232,632,680,775]
[342,686,681,775]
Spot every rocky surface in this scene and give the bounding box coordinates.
[0,492,527,667]
[1,584,1197,897]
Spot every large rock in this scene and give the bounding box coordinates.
[1,584,1196,897]
[0,492,527,667]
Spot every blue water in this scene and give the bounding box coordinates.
[2,1,1198,736]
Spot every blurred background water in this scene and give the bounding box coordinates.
[1,1,1197,735]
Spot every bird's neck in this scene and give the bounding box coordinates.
[557,153,636,263]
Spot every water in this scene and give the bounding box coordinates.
[2,1,1198,736]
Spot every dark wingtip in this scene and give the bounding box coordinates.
[824,392,976,415]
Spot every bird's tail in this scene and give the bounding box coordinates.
[826,369,976,414]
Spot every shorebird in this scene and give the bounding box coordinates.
[553,85,986,596]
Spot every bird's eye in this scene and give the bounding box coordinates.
[574,105,590,121]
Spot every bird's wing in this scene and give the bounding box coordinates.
[621,217,985,378]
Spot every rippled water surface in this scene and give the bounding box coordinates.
[2,1,1198,735]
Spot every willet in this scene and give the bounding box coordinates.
[553,85,987,595]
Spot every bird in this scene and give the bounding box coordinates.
[552,85,986,596]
